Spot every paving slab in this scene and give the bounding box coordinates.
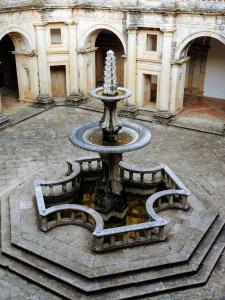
[0,106,225,299]
[5,173,218,278]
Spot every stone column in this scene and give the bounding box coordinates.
[35,24,54,106]
[120,26,138,117]
[159,29,174,111]
[0,87,10,130]
[67,21,79,95]
[154,17,175,124]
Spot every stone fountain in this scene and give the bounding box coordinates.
[34,50,191,252]
[70,50,151,219]
[0,50,223,300]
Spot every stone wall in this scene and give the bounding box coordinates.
[0,1,225,113]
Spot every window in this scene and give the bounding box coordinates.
[50,28,62,45]
[146,34,157,52]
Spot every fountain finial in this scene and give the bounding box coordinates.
[103,50,118,96]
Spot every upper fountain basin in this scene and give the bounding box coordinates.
[69,120,151,154]
[90,87,132,103]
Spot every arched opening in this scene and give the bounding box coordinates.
[83,28,125,94]
[0,34,19,112]
[176,36,225,132]
[95,30,124,87]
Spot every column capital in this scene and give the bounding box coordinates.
[12,51,37,57]
[34,23,47,29]
[126,25,138,33]
[77,47,98,55]
[65,20,78,27]
[160,27,176,34]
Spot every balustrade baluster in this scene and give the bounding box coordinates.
[123,234,128,243]
[49,185,53,196]
[110,236,115,245]
[181,195,187,207]
[129,171,133,181]
[71,211,75,221]
[159,226,164,239]
[97,160,101,168]
[82,212,87,222]
[169,195,173,205]
[62,183,67,193]
[158,198,162,208]
[57,211,61,221]
[146,229,152,240]
[152,172,156,181]
[135,231,140,241]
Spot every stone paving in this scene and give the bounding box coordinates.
[0,106,225,299]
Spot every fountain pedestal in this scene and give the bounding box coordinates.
[95,153,126,218]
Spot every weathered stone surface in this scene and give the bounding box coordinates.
[0,107,225,299]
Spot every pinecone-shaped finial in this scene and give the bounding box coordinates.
[103,50,118,96]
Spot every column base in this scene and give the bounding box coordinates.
[119,104,139,118]
[0,113,11,130]
[65,92,87,106]
[34,94,55,108]
[153,111,174,125]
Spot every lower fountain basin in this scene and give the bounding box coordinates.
[69,120,151,153]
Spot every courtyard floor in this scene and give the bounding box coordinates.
[172,96,225,135]
[0,106,224,299]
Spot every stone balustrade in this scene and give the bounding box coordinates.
[34,160,80,200]
[75,156,102,172]
[34,157,190,252]
[119,161,190,192]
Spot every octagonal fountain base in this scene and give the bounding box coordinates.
[0,165,224,299]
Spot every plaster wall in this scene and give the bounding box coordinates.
[0,3,225,113]
[204,39,225,100]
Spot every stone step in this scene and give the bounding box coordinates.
[0,254,82,300]
[1,230,224,300]
[137,108,155,118]
[134,114,154,123]
[8,191,219,278]
[92,237,225,299]
[1,192,223,294]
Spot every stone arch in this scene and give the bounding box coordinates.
[0,27,33,52]
[81,24,126,54]
[175,31,225,60]
[79,25,126,94]
[172,30,225,120]
[0,28,37,105]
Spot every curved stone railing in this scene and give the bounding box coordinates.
[75,156,102,172]
[34,158,190,252]
[93,187,189,252]
[34,160,81,200]
[119,161,189,192]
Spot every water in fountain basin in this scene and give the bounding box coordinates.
[44,180,168,229]
[88,128,133,146]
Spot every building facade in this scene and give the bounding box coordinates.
[1,0,225,120]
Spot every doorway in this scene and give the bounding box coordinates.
[143,74,158,108]
[0,34,19,111]
[50,65,67,99]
